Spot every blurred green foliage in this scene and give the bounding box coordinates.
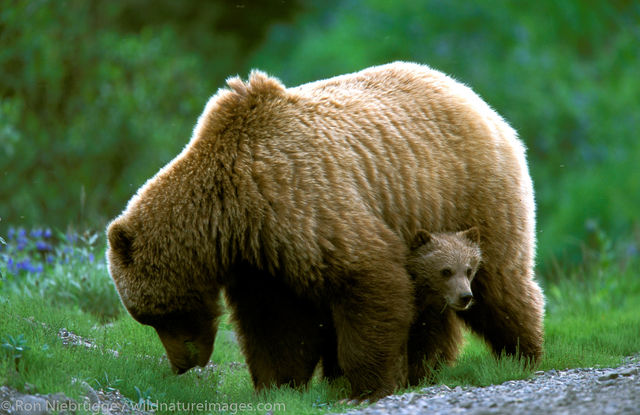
[0,0,301,227]
[1,0,639,272]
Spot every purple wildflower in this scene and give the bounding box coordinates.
[16,259,43,274]
[36,241,52,252]
[43,228,52,239]
[16,259,30,272]
[7,228,15,240]
[46,254,55,264]
[88,253,95,263]
[66,232,78,244]
[16,228,28,250]
[31,229,43,239]
[7,257,16,274]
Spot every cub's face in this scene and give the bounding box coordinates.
[107,218,218,374]
[407,228,482,311]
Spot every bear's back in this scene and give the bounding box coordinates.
[167,62,534,280]
[274,62,530,236]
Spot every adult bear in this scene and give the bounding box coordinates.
[106,62,544,401]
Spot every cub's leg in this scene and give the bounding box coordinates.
[407,307,462,385]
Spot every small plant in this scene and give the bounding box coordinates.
[40,343,54,358]
[92,371,123,393]
[134,385,155,405]
[1,334,30,371]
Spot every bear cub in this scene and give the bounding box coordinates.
[406,227,482,385]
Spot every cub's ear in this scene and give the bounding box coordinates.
[410,229,432,250]
[107,221,134,266]
[459,227,481,245]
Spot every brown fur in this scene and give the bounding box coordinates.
[406,228,482,385]
[106,62,544,401]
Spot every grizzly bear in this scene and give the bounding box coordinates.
[406,228,482,385]
[106,62,544,401]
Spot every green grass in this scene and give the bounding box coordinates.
[0,292,349,414]
[432,295,640,388]
[1,231,639,414]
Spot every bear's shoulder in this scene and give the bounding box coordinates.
[191,71,288,141]
[225,70,287,101]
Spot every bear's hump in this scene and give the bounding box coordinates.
[217,70,287,117]
[191,71,288,142]
[226,70,287,99]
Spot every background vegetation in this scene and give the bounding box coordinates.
[1,0,639,271]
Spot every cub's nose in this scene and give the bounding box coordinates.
[460,293,474,308]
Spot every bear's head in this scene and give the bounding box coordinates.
[407,228,482,311]
[105,71,288,375]
[107,211,220,374]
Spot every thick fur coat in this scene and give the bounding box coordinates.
[107,62,544,400]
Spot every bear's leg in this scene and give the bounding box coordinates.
[408,308,462,386]
[225,263,327,390]
[320,319,343,381]
[458,268,544,362]
[329,261,414,401]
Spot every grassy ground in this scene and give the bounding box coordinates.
[1,228,639,414]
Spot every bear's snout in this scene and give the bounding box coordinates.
[447,291,474,311]
[459,293,474,310]
[166,340,210,374]
[156,324,215,375]
[171,362,190,375]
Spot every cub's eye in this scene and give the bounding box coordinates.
[466,267,473,277]
[440,268,453,278]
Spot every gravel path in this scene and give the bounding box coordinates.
[334,356,640,415]
[2,360,639,414]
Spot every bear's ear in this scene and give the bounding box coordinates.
[108,221,134,266]
[411,230,432,250]
[459,227,481,245]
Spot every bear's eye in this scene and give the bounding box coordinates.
[440,268,453,278]
[466,267,472,277]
